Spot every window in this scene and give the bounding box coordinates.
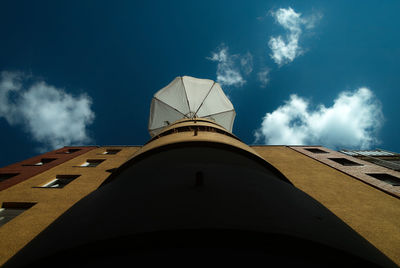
[102,149,121,155]
[38,175,80,188]
[24,158,57,166]
[36,158,56,165]
[0,173,19,182]
[304,148,328,154]
[0,202,36,227]
[58,148,81,154]
[328,158,363,166]
[80,159,105,167]
[367,173,400,186]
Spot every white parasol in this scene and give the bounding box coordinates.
[148,76,235,136]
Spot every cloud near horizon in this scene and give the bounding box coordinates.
[269,7,321,66]
[254,88,383,149]
[207,45,253,87]
[0,71,95,151]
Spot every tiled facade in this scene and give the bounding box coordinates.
[0,147,97,191]
[289,146,400,198]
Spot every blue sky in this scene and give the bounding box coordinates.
[1,1,399,167]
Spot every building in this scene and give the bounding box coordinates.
[340,149,400,172]
[0,77,399,267]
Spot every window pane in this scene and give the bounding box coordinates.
[0,173,19,182]
[305,148,328,154]
[80,160,104,167]
[39,175,80,188]
[328,158,363,166]
[367,173,400,186]
[0,203,35,227]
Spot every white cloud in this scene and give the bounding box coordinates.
[269,35,300,66]
[254,88,383,149]
[303,12,323,30]
[257,68,270,88]
[0,71,22,124]
[240,52,253,75]
[0,71,95,151]
[268,7,321,66]
[207,45,252,87]
[273,7,303,34]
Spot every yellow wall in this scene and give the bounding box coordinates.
[0,146,141,266]
[252,146,400,265]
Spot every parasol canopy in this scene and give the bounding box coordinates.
[148,76,235,136]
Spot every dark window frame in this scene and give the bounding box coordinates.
[102,149,121,155]
[77,159,105,167]
[0,173,20,182]
[304,148,329,154]
[23,158,57,166]
[328,158,363,166]
[366,173,400,186]
[35,175,81,189]
[57,148,81,154]
[0,202,36,227]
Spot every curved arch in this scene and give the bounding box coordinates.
[100,141,293,187]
